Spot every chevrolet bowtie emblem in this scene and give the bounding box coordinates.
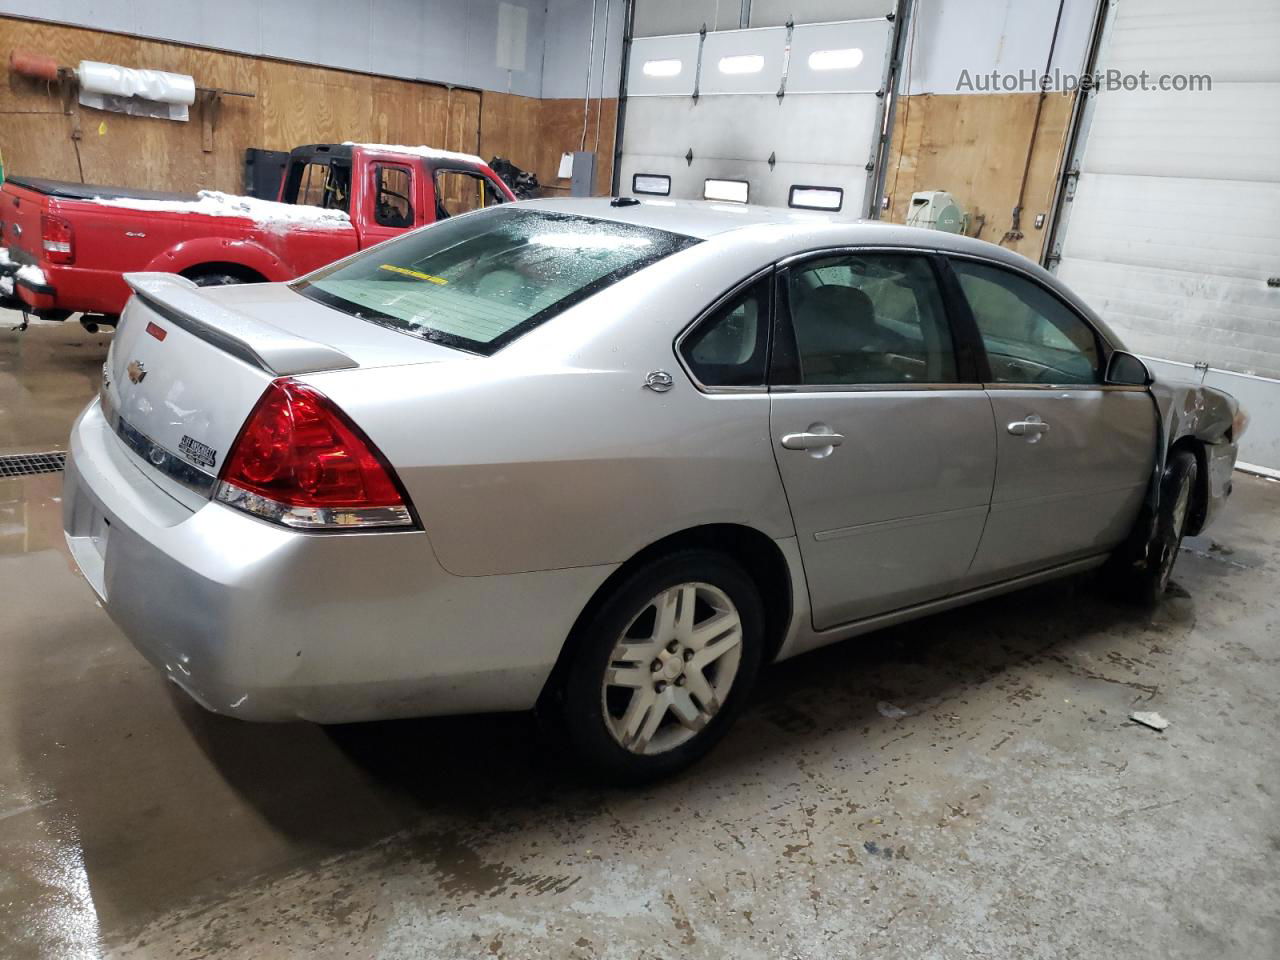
[127,360,147,384]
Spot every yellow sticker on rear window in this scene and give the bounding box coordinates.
[379,264,448,285]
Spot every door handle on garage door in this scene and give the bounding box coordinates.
[1007,417,1050,438]
[781,430,845,451]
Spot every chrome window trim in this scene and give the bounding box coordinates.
[776,243,943,268]
[100,391,218,497]
[983,382,1149,393]
[673,266,775,396]
[770,382,985,394]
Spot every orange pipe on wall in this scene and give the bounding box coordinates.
[9,50,61,82]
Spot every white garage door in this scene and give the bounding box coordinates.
[1051,0,1280,471]
[618,17,896,217]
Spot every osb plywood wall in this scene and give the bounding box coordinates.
[0,17,616,198]
[481,93,617,196]
[882,92,1075,263]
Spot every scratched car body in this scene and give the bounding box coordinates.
[63,198,1243,780]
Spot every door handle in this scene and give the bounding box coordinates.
[1007,417,1050,438]
[781,431,845,451]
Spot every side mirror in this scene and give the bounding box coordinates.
[1106,350,1153,386]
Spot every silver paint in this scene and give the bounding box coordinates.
[62,199,1240,723]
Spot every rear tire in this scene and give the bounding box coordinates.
[1121,449,1198,605]
[189,271,243,287]
[555,550,764,784]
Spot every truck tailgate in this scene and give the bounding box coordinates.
[1,182,48,264]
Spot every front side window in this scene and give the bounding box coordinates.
[434,169,507,219]
[951,259,1100,384]
[295,208,698,355]
[680,278,770,388]
[374,164,414,227]
[778,253,957,386]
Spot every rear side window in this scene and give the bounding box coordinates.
[951,259,1100,384]
[777,253,957,386]
[295,208,698,355]
[680,278,770,388]
[287,160,351,212]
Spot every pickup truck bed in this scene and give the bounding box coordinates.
[0,143,515,324]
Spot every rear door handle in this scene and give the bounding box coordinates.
[781,431,845,450]
[1007,417,1050,437]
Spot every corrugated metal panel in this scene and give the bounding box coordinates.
[619,18,893,217]
[1052,0,1280,467]
[700,28,788,96]
[750,1,890,28]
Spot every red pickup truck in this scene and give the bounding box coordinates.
[0,142,515,328]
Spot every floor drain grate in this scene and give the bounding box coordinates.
[0,451,68,478]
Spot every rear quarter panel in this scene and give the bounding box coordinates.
[305,237,797,577]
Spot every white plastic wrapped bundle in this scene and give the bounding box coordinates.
[77,61,196,105]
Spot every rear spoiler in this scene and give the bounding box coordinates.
[123,272,358,376]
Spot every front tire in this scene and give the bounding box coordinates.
[557,550,764,783]
[1123,449,1199,605]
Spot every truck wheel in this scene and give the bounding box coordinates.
[554,550,764,784]
[1121,449,1198,605]
[189,272,243,287]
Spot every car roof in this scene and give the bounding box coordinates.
[516,196,1012,261]
[516,196,847,239]
[510,196,1125,350]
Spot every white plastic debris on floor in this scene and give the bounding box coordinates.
[1129,710,1170,731]
[0,275,12,297]
[15,264,46,287]
[345,142,485,166]
[88,191,353,227]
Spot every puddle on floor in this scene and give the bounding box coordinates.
[0,473,70,557]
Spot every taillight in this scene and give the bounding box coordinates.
[41,213,75,264]
[215,379,414,530]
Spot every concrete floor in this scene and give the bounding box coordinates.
[1,317,1278,960]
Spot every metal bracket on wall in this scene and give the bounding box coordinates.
[776,20,795,100]
[692,24,707,102]
[197,87,254,153]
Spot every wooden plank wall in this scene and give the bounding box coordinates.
[480,93,617,196]
[0,17,483,194]
[882,92,1075,262]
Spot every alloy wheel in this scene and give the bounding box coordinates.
[601,582,744,756]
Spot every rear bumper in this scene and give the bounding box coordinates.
[63,399,615,723]
[0,253,127,317]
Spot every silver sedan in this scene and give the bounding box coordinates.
[63,198,1243,781]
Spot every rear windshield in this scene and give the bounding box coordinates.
[293,208,698,355]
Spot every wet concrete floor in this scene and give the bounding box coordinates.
[1,319,1277,959]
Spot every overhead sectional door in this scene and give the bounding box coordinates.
[1051,0,1280,470]
[618,17,896,216]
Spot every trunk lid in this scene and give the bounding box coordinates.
[1,182,48,264]
[104,273,465,504]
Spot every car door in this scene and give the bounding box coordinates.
[768,250,997,631]
[360,161,419,248]
[947,256,1158,583]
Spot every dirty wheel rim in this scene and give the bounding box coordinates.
[602,582,743,756]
